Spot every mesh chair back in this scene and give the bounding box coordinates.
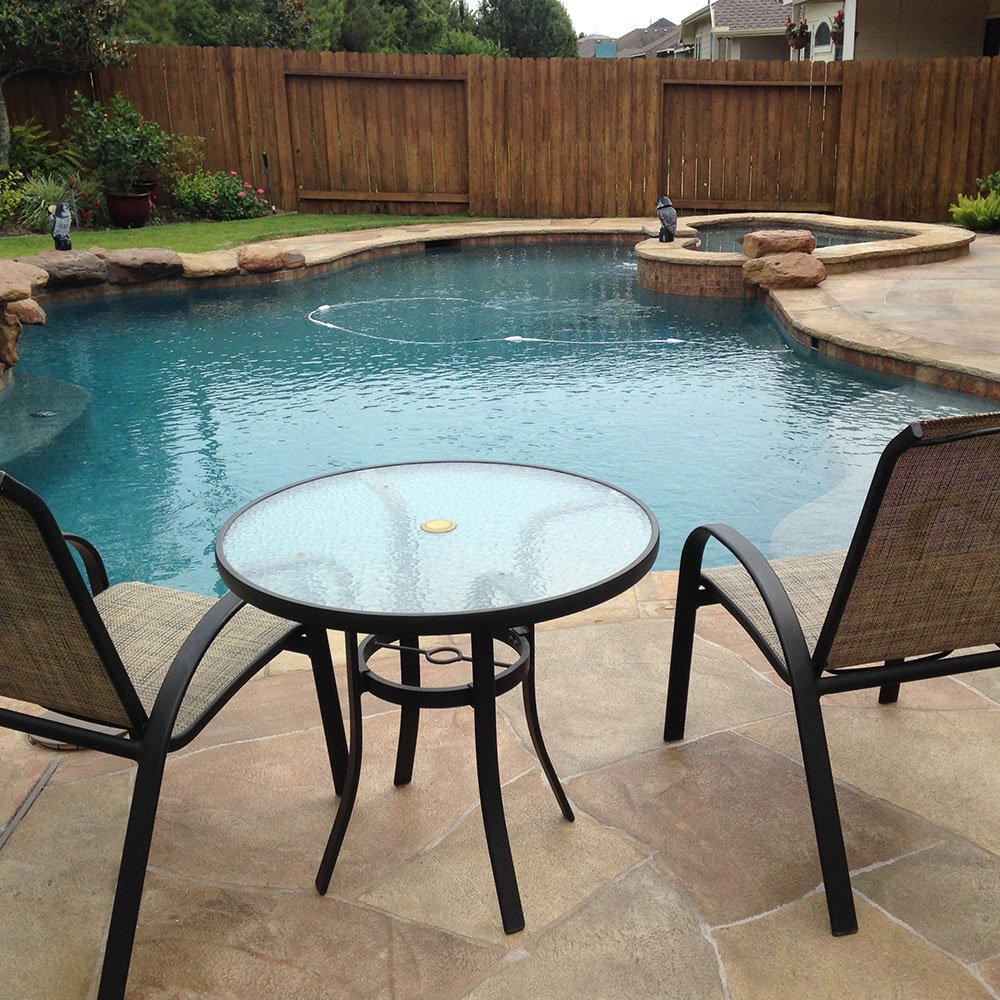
[817,412,1000,670]
[0,478,137,728]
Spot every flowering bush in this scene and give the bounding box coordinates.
[64,91,173,193]
[172,170,269,221]
[0,170,26,227]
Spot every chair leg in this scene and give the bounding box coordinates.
[877,682,901,704]
[316,631,364,895]
[519,625,574,821]
[788,669,858,936]
[471,629,524,934]
[97,749,168,1000]
[393,635,421,787]
[663,547,703,742]
[306,627,349,796]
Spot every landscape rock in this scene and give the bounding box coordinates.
[0,308,21,369]
[743,229,817,258]
[87,246,111,260]
[7,298,46,324]
[237,245,306,273]
[743,252,827,289]
[105,248,184,284]
[0,260,48,302]
[179,250,241,279]
[16,250,107,288]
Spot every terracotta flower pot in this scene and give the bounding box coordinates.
[105,190,153,229]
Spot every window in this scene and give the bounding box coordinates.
[815,22,831,46]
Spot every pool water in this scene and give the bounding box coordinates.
[3,243,985,595]
[695,224,899,254]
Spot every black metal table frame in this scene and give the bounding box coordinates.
[216,460,660,934]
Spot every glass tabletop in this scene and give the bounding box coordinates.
[216,462,658,628]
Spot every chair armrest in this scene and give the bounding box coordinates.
[63,533,111,594]
[137,592,247,748]
[686,524,812,679]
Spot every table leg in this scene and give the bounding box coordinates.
[316,630,364,895]
[519,625,574,822]
[471,630,524,934]
[393,635,421,786]
[307,627,348,796]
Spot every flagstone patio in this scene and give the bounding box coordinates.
[2,571,999,999]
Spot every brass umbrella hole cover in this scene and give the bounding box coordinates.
[421,518,457,533]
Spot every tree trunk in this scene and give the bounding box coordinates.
[0,84,10,170]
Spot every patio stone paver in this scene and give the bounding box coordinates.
[464,863,724,1000]
[854,839,1000,963]
[360,773,645,946]
[129,874,502,999]
[568,731,941,926]
[715,893,993,1000]
[743,708,1000,856]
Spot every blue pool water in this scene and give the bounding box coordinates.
[3,243,985,594]
[695,224,902,254]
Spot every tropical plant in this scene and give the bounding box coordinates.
[17,173,73,232]
[0,0,129,169]
[949,191,1000,232]
[172,170,269,220]
[64,92,173,194]
[0,169,25,226]
[9,118,85,176]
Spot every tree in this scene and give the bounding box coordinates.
[0,0,130,168]
[477,0,576,57]
[171,0,317,48]
[123,0,179,43]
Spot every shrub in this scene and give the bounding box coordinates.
[64,91,173,193]
[17,173,71,232]
[949,191,1000,232]
[976,171,1000,197]
[172,170,269,221]
[0,170,26,227]
[9,118,85,176]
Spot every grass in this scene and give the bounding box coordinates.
[0,213,479,258]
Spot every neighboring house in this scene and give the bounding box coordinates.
[677,0,790,61]
[578,18,679,60]
[577,34,616,58]
[783,1,1000,61]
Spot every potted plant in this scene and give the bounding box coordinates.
[65,92,172,228]
[831,9,845,45]
[785,17,810,49]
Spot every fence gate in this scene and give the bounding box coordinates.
[285,70,470,215]
[661,72,842,213]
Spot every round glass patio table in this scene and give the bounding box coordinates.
[216,461,659,933]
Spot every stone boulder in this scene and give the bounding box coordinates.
[743,229,817,258]
[16,250,107,288]
[1,309,21,369]
[0,260,49,302]
[237,245,306,274]
[743,252,827,289]
[179,250,241,279]
[7,298,46,324]
[106,248,184,284]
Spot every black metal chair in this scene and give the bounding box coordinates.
[0,471,348,1000]
[663,412,1000,936]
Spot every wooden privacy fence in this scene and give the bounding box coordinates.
[5,47,999,223]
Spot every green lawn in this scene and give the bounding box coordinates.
[0,213,479,258]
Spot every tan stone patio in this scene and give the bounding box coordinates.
[3,569,999,999]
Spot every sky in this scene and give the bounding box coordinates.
[561,1,703,39]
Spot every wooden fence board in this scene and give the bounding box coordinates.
[6,47,997,223]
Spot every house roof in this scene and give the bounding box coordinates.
[615,17,677,51]
[617,24,682,58]
[711,0,789,32]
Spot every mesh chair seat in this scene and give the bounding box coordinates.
[94,582,298,738]
[703,550,846,667]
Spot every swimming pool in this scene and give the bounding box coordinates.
[4,242,985,594]
[693,224,899,254]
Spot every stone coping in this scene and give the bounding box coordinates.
[635,213,972,274]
